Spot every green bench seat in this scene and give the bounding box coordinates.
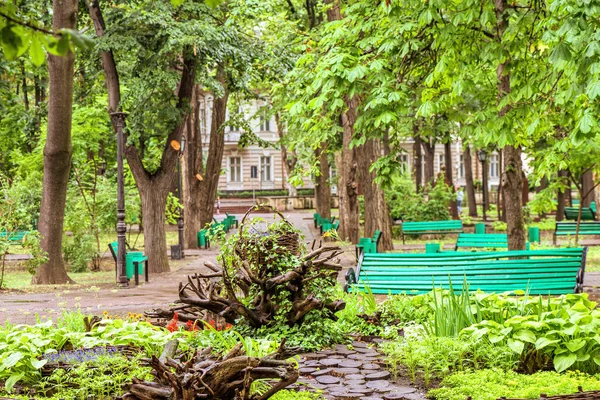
[225,213,239,229]
[0,230,30,245]
[455,233,508,250]
[554,222,600,244]
[564,207,595,221]
[108,241,148,285]
[345,248,587,295]
[401,220,463,244]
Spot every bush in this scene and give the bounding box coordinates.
[429,369,600,400]
[387,175,453,222]
[63,233,97,273]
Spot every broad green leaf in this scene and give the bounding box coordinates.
[578,113,595,134]
[549,43,572,64]
[565,338,586,353]
[171,0,184,5]
[30,358,47,369]
[553,353,577,372]
[587,81,600,99]
[1,352,24,369]
[513,329,536,344]
[507,338,524,354]
[205,0,222,7]
[535,336,559,350]
[5,373,23,393]
[29,36,45,66]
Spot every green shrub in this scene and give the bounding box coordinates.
[428,369,600,400]
[491,220,507,231]
[62,233,96,273]
[387,175,453,222]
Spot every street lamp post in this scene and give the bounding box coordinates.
[477,149,488,222]
[177,136,185,259]
[110,112,128,287]
[170,136,186,260]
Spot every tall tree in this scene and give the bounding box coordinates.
[88,0,198,273]
[33,0,78,284]
[463,146,477,217]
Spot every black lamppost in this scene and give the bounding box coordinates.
[477,149,488,222]
[111,112,128,287]
[171,136,185,260]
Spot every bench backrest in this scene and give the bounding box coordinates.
[108,241,118,261]
[556,222,600,234]
[455,233,508,248]
[402,220,463,233]
[564,207,595,221]
[348,248,586,295]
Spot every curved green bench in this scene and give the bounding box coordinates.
[401,220,463,244]
[345,248,587,295]
[0,230,31,245]
[564,207,595,221]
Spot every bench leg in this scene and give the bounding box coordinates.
[134,261,139,286]
[145,260,149,282]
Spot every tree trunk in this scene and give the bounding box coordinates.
[198,66,229,228]
[535,176,548,218]
[314,144,331,219]
[325,0,358,243]
[33,0,78,285]
[89,0,197,272]
[484,160,490,211]
[464,146,477,217]
[496,0,525,250]
[445,140,458,219]
[358,139,393,251]
[498,150,504,221]
[413,133,423,192]
[21,62,29,111]
[338,98,360,244]
[503,146,526,249]
[276,113,298,197]
[582,170,595,206]
[183,86,203,249]
[521,172,529,207]
[556,170,567,222]
[422,139,435,188]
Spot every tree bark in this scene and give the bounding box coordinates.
[358,139,393,251]
[276,113,298,197]
[556,170,567,222]
[338,98,360,244]
[496,0,525,250]
[89,1,197,272]
[183,86,203,249]
[413,132,423,192]
[422,139,435,188]
[197,66,229,228]
[498,150,504,221]
[33,0,78,285]
[535,176,548,218]
[464,146,477,217]
[314,144,331,219]
[582,170,595,206]
[445,140,458,219]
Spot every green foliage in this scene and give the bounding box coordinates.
[491,221,507,232]
[387,175,453,222]
[382,333,518,387]
[165,192,182,225]
[62,233,96,273]
[429,369,600,400]
[461,294,600,374]
[271,390,324,400]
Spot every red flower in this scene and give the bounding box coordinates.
[186,320,199,331]
[166,312,180,332]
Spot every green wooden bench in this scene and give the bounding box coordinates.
[553,222,600,244]
[345,248,587,295]
[321,220,339,234]
[0,230,30,245]
[355,230,381,257]
[401,220,463,244]
[108,241,149,285]
[455,233,508,250]
[564,207,596,221]
[213,217,231,233]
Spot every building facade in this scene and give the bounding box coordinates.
[199,94,502,192]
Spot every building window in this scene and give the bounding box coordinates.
[438,153,445,172]
[260,109,271,132]
[459,155,464,178]
[260,156,272,181]
[229,157,241,182]
[399,154,410,174]
[489,154,499,178]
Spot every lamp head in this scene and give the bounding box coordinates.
[477,150,487,163]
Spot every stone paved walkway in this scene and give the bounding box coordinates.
[292,341,425,400]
